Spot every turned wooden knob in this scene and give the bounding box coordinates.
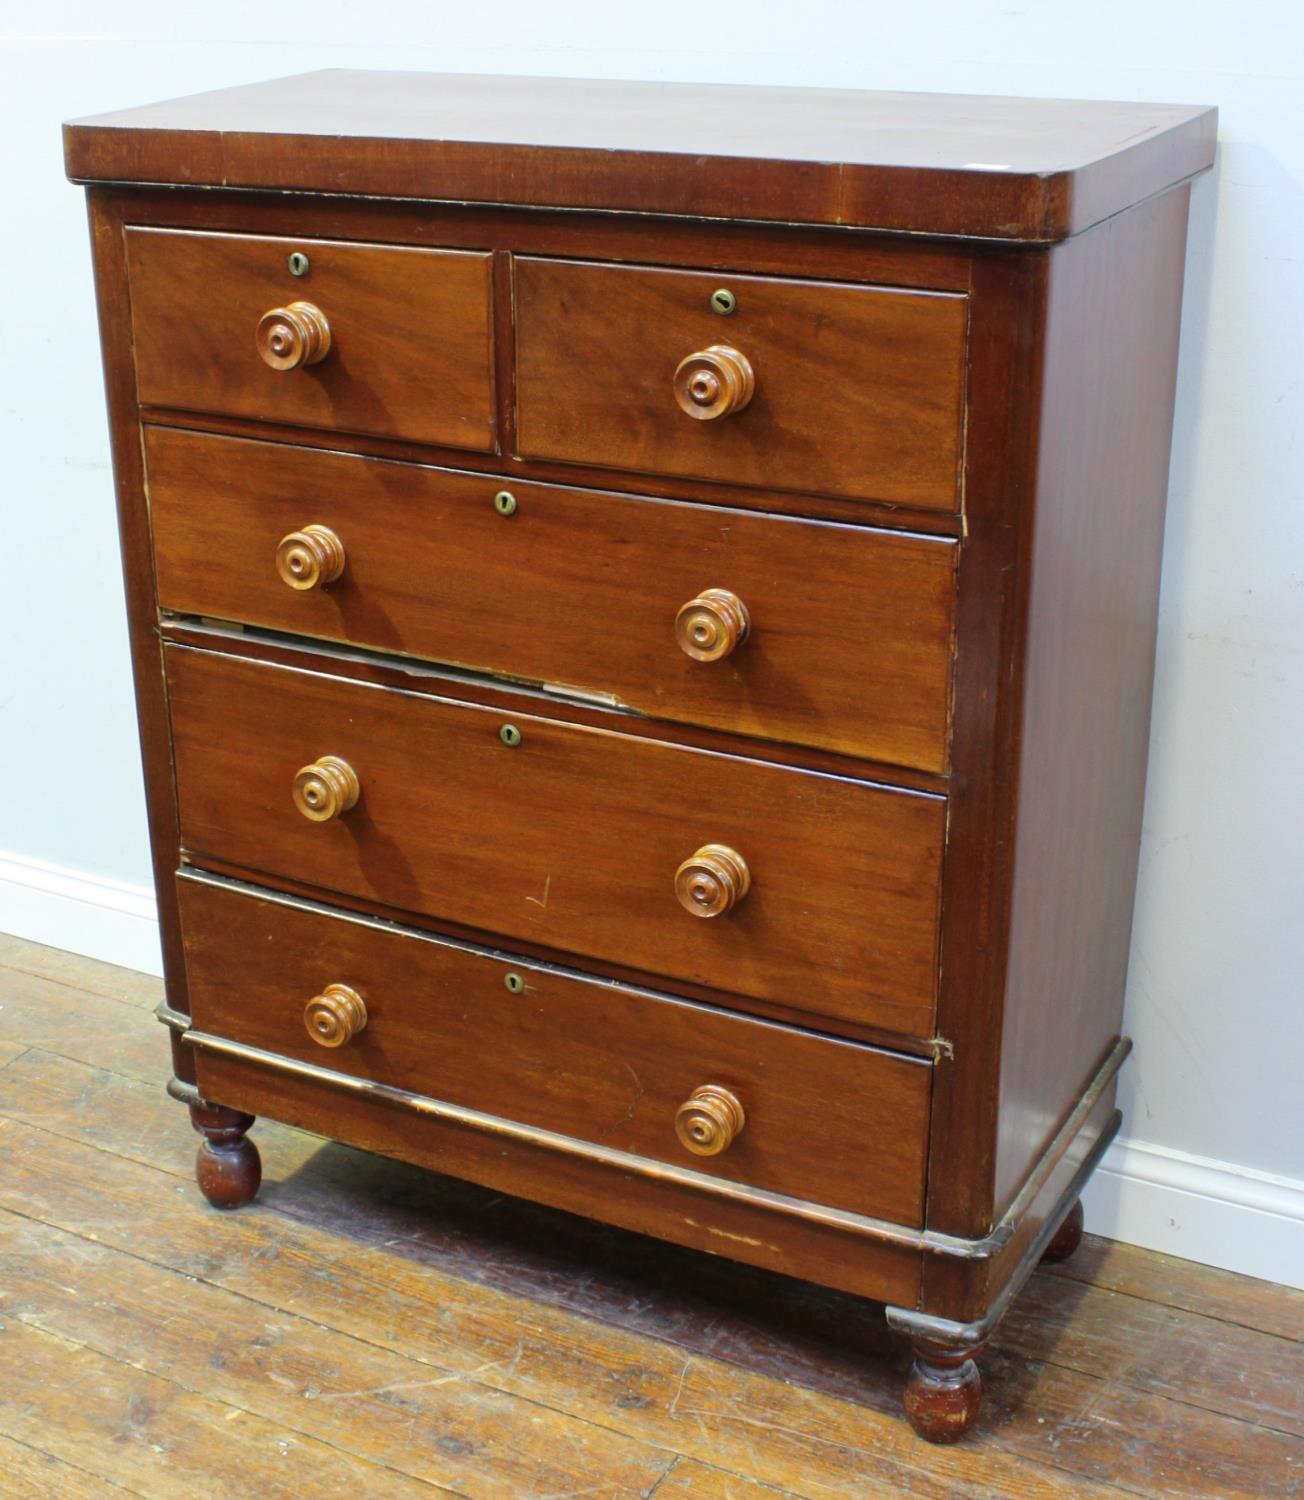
[291,755,359,822]
[673,345,755,420]
[675,1084,746,1156]
[304,983,367,1047]
[276,525,345,590]
[674,844,751,918]
[256,301,332,370]
[675,589,750,661]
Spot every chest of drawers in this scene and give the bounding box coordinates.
[65,71,1215,1443]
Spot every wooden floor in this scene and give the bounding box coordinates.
[0,936,1299,1499]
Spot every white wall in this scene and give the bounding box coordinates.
[2,3,1301,1285]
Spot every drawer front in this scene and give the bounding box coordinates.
[167,648,945,1037]
[515,257,967,510]
[178,875,932,1225]
[148,427,956,772]
[125,228,494,450]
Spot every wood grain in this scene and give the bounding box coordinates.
[160,614,951,810]
[65,71,1217,242]
[178,874,932,1224]
[0,1115,1077,1499]
[66,78,1216,1440]
[515,257,967,510]
[0,932,160,1008]
[0,962,168,1085]
[84,191,195,1036]
[126,226,495,451]
[1000,1267,1304,1438]
[0,1432,142,1500]
[166,646,945,1037]
[1044,1234,1304,1340]
[0,1283,449,1499]
[0,984,1295,1500]
[196,1047,924,1305]
[918,249,1048,1255]
[993,186,1195,1215]
[0,1208,674,1497]
[146,425,957,771]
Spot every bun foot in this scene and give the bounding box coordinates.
[189,1100,261,1209]
[903,1336,983,1443]
[1041,1198,1085,1265]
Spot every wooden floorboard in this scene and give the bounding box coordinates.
[0,1430,146,1499]
[0,932,161,1009]
[1043,1230,1304,1341]
[0,938,1299,1498]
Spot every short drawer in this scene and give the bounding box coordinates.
[515,257,967,510]
[147,427,956,772]
[178,874,933,1225]
[125,227,494,450]
[167,647,945,1038]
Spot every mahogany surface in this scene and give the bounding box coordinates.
[126,227,495,450]
[992,186,1193,1217]
[514,257,967,509]
[178,875,932,1223]
[66,69,1214,1446]
[193,1048,925,1306]
[66,70,1216,241]
[188,1100,261,1210]
[146,425,957,771]
[165,645,945,1037]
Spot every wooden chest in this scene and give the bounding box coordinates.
[65,71,1215,1442]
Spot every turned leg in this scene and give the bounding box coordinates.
[189,1100,261,1209]
[1040,1198,1084,1265]
[902,1334,984,1443]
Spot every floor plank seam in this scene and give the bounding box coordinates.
[36,1042,171,1089]
[7,998,1295,1367]
[1042,1264,1304,1341]
[0,1426,151,1498]
[7,1310,474,1499]
[0,1046,171,1103]
[6,1109,1298,1487]
[981,1438,1169,1500]
[0,1199,689,1494]
[0,959,162,1014]
[642,1452,681,1498]
[2,974,1300,1498]
[2,1187,1077,1498]
[0,1100,194,1176]
[991,1338,1304,1445]
[2,1178,1295,1496]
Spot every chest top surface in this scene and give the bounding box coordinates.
[64,69,1215,242]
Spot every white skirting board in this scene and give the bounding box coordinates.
[1083,1137,1304,1291]
[1,849,1300,1290]
[0,850,163,978]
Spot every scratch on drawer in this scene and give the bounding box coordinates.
[682,1217,773,1252]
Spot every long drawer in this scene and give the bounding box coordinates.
[125,227,495,450]
[147,427,956,772]
[166,647,945,1037]
[515,256,968,510]
[178,874,932,1225]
